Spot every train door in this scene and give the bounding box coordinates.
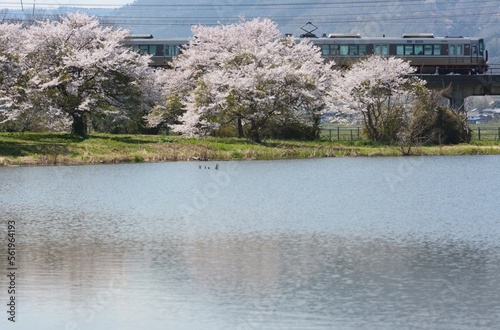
[456,44,464,64]
[449,44,464,66]
[464,43,471,67]
[449,44,456,66]
[470,42,479,65]
[374,44,388,56]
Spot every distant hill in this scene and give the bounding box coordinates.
[0,7,114,21]
[2,0,498,64]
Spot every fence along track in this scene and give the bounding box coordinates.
[321,126,500,141]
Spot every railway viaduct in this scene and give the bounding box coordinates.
[418,74,500,110]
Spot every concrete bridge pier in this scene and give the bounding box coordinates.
[420,75,500,111]
[444,86,466,111]
[442,83,486,111]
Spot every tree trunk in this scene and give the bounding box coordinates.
[312,115,321,140]
[249,119,262,143]
[364,108,379,141]
[237,116,244,138]
[71,112,88,138]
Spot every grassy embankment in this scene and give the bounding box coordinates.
[0,131,499,166]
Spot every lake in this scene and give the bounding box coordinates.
[1,156,500,329]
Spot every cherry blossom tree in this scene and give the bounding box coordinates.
[0,23,24,122]
[333,56,426,142]
[149,18,335,142]
[5,13,166,137]
[0,21,75,131]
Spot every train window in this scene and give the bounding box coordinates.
[479,40,484,55]
[382,45,388,55]
[165,45,179,56]
[321,45,329,56]
[321,45,340,56]
[405,45,414,55]
[424,45,433,55]
[472,45,477,56]
[349,45,358,55]
[433,45,441,55]
[396,45,404,55]
[359,45,367,55]
[375,45,388,55]
[414,45,423,55]
[457,45,463,55]
[340,45,349,56]
[140,45,150,55]
[137,45,159,55]
[450,45,455,55]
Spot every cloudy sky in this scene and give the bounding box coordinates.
[1,0,133,9]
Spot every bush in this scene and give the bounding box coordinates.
[394,89,472,155]
[271,122,320,140]
[362,104,405,143]
[433,106,471,144]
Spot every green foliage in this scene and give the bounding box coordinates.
[268,121,320,140]
[362,103,405,143]
[142,94,186,134]
[209,116,321,142]
[353,84,473,154]
[396,88,472,155]
[1,132,499,166]
[433,107,471,144]
[211,126,239,138]
[158,137,176,143]
[410,89,471,145]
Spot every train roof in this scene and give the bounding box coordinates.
[124,38,189,44]
[307,35,483,43]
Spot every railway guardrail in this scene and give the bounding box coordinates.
[487,64,500,75]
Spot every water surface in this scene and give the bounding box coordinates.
[1,156,499,329]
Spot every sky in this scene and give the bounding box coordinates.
[0,0,133,10]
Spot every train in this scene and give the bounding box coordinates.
[124,33,489,75]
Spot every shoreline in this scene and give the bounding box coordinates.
[1,132,500,166]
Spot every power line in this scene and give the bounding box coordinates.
[32,4,492,20]
[0,0,496,9]
[2,2,498,20]
[2,0,498,16]
[1,0,498,34]
[4,10,497,25]
[3,3,498,20]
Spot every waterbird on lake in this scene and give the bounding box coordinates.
[199,164,218,170]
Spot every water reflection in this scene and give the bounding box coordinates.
[1,156,500,329]
[11,231,500,330]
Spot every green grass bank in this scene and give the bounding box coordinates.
[1,132,500,166]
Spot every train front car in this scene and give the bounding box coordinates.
[396,35,488,74]
[311,34,488,75]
